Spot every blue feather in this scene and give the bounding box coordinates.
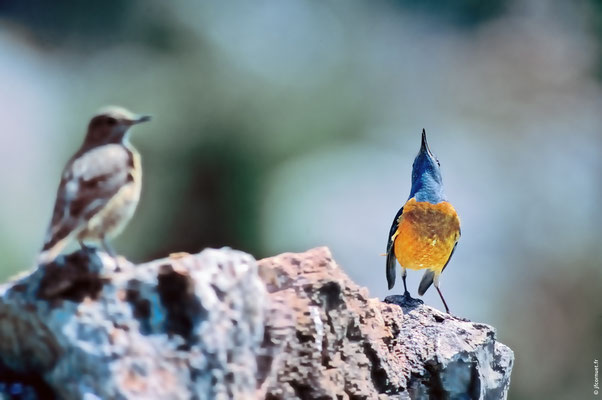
[408,129,446,204]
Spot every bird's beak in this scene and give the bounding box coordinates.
[124,114,151,125]
[420,128,432,155]
[132,114,152,124]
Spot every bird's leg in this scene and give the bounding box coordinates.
[435,286,450,314]
[401,268,410,297]
[100,237,115,257]
[79,240,92,254]
[101,236,120,270]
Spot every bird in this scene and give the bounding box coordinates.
[385,129,460,313]
[38,106,151,265]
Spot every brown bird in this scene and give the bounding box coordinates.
[38,106,151,264]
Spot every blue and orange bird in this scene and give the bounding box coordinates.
[385,129,460,313]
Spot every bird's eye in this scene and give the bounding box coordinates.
[106,117,117,126]
[436,159,440,167]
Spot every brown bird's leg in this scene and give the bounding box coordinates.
[79,240,92,253]
[435,286,450,314]
[101,236,120,270]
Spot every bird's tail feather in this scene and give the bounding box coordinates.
[38,241,67,265]
[386,251,397,290]
[418,269,435,296]
[38,231,71,265]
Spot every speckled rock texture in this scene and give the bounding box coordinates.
[383,295,514,400]
[0,246,513,399]
[257,247,514,400]
[0,248,266,400]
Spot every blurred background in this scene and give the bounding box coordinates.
[0,0,600,398]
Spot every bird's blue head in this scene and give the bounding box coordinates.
[408,129,446,204]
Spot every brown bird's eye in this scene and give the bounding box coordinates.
[106,117,117,126]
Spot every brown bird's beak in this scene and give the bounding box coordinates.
[133,115,152,124]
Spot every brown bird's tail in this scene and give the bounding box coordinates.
[38,226,74,265]
[38,242,66,265]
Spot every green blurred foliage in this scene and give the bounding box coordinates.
[587,0,602,80]
[391,0,507,28]
[0,0,178,52]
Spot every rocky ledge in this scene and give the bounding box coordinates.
[0,247,513,399]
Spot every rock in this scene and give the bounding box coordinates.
[0,247,513,399]
[0,248,266,400]
[383,295,514,400]
[257,247,514,400]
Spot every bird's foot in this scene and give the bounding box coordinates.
[79,243,98,256]
[108,255,127,273]
[384,292,424,312]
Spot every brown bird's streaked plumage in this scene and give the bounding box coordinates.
[38,106,151,264]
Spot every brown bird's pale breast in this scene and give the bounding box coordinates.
[77,147,142,241]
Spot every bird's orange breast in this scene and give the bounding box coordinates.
[393,198,460,272]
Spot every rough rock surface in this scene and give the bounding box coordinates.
[0,248,266,399]
[0,246,513,399]
[257,248,514,400]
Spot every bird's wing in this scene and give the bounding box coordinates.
[441,227,461,273]
[42,144,133,250]
[386,206,404,290]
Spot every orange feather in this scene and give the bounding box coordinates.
[393,198,460,273]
